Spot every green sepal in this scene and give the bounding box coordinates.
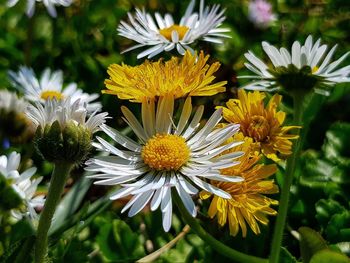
[34,121,92,164]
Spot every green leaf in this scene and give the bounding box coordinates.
[325,211,350,243]
[299,227,328,263]
[96,218,145,261]
[323,122,350,168]
[280,247,299,263]
[309,249,350,263]
[315,199,346,226]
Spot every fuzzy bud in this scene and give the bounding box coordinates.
[34,120,92,164]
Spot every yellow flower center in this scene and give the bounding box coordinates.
[142,134,190,171]
[246,115,270,142]
[40,90,64,100]
[159,25,189,41]
[312,66,319,73]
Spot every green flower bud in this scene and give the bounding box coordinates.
[34,120,92,164]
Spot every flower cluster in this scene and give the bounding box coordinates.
[4,0,350,249]
[86,47,248,231]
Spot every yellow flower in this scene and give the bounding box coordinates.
[218,89,300,161]
[200,133,279,237]
[103,51,226,103]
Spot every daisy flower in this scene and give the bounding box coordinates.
[241,35,350,95]
[0,90,33,141]
[104,51,226,103]
[0,151,45,220]
[218,89,299,161]
[117,0,230,58]
[7,0,73,18]
[85,96,244,231]
[8,66,102,113]
[248,0,276,29]
[0,89,28,114]
[201,133,278,237]
[27,98,108,163]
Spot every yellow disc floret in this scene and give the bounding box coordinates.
[142,134,190,171]
[40,90,64,100]
[159,25,189,41]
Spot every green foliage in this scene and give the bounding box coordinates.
[95,217,145,261]
[309,250,350,263]
[299,227,328,263]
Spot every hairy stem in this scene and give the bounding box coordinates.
[34,163,73,263]
[269,93,304,263]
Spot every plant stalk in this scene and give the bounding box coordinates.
[173,191,268,263]
[269,92,305,263]
[34,162,73,263]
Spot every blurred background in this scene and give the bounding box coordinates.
[0,0,350,262]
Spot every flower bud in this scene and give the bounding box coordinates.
[34,120,92,164]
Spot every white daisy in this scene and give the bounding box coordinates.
[85,96,244,231]
[117,0,230,59]
[7,0,73,18]
[26,98,107,134]
[0,90,33,141]
[241,35,350,95]
[0,89,28,113]
[0,151,45,220]
[8,66,102,113]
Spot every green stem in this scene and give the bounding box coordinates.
[269,93,305,263]
[34,162,73,263]
[173,191,268,263]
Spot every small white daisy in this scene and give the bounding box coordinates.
[241,35,350,95]
[117,0,230,59]
[0,89,29,113]
[7,0,73,18]
[26,98,107,134]
[85,96,244,231]
[0,151,45,220]
[8,66,102,113]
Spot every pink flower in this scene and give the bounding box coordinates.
[248,0,276,29]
